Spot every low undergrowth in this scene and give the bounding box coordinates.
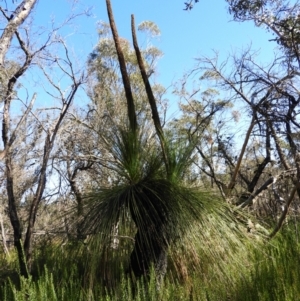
[0,223,299,301]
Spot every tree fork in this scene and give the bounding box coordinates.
[24,84,80,266]
[226,115,256,195]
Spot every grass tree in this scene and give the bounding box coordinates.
[79,0,247,287]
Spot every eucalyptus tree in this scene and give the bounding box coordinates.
[186,0,300,65]
[189,44,300,235]
[181,0,300,230]
[0,0,44,276]
[0,0,38,66]
[224,0,300,224]
[0,1,88,276]
[226,0,300,67]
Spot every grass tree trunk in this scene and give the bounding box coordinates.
[129,228,168,282]
[130,14,170,283]
[105,0,170,283]
[128,185,170,283]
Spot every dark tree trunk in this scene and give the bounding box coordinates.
[128,182,170,284]
[129,226,168,285]
[6,157,28,277]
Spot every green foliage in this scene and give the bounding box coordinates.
[77,119,246,282]
[1,223,300,300]
[232,225,300,301]
[227,0,266,19]
[225,0,300,62]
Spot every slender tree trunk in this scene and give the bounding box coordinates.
[2,73,29,276]
[23,148,48,267]
[0,211,9,255]
[70,179,85,239]
[6,156,28,277]
[24,86,79,267]
[226,115,256,194]
[269,185,297,238]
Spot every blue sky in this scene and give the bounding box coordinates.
[23,0,277,115]
[34,0,275,82]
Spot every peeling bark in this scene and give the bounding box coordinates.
[0,0,38,66]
